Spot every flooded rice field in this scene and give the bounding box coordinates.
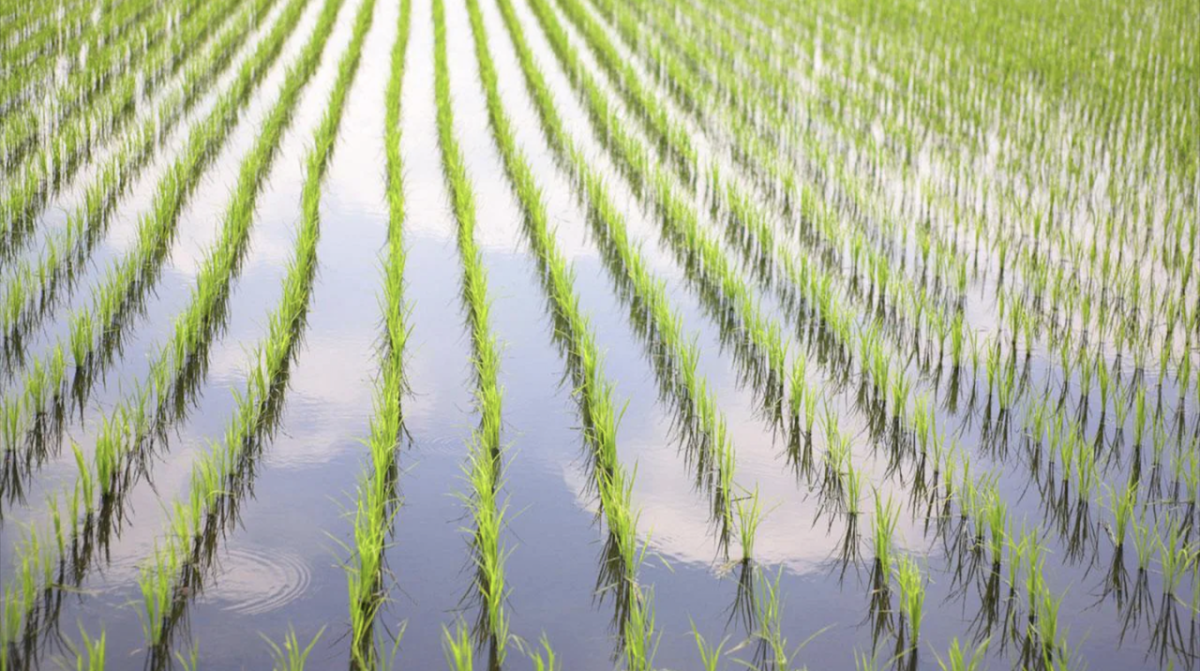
[0,0,1197,668]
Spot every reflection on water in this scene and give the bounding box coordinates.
[0,0,1196,668]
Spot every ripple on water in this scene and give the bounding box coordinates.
[197,546,312,616]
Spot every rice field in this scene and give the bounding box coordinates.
[0,0,1196,668]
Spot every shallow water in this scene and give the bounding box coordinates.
[2,0,1197,669]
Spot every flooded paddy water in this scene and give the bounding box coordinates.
[1,0,1197,669]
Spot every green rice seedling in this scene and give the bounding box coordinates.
[984,336,1001,397]
[433,0,512,657]
[1006,523,1031,595]
[894,555,926,645]
[443,623,474,671]
[788,357,808,420]
[65,625,107,671]
[691,621,728,671]
[1097,355,1113,411]
[1,398,19,450]
[45,494,64,557]
[174,641,202,671]
[1131,515,1156,571]
[889,368,911,421]
[871,491,901,582]
[912,393,932,453]
[803,393,818,438]
[742,567,820,671]
[1031,581,1068,666]
[1182,447,1200,507]
[735,486,765,561]
[523,636,560,671]
[982,489,1007,562]
[264,627,325,671]
[1157,517,1192,596]
[1074,439,1098,502]
[844,462,864,516]
[623,584,660,671]
[67,311,93,367]
[933,637,990,671]
[345,1,412,667]
[1134,385,1148,445]
[1150,416,1168,467]
[854,649,882,671]
[1106,481,1138,548]
[137,541,174,646]
[824,432,851,489]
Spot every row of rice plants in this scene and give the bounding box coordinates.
[643,0,1185,535]
[0,0,279,383]
[0,0,325,662]
[0,0,312,484]
[735,0,1195,379]
[0,0,127,77]
[672,0,1195,523]
[0,0,250,245]
[0,0,272,353]
[534,0,853,504]
[134,0,370,657]
[432,0,516,658]
[540,0,884,532]
[591,0,951,393]
[619,0,972,380]
[478,2,658,665]
[619,0,945,367]
[0,1,54,46]
[550,0,694,183]
[528,0,794,417]
[342,0,412,666]
[72,0,330,563]
[795,31,1194,413]
[809,0,1193,227]
[0,0,187,171]
[490,0,750,555]
[657,0,1003,343]
[0,0,124,113]
[532,1,1104,667]
[585,0,793,209]
[692,4,1200,651]
[0,0,194,176]
[648,11,1152,662]
[504,6,870,668]
[673,0,980,378]
[0,0,74,56]
[718,0,1198,516]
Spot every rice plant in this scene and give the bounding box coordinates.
[467,2,661,661]
[344,0,413,667]
[264,627,325,671]
[433,0,511,657]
